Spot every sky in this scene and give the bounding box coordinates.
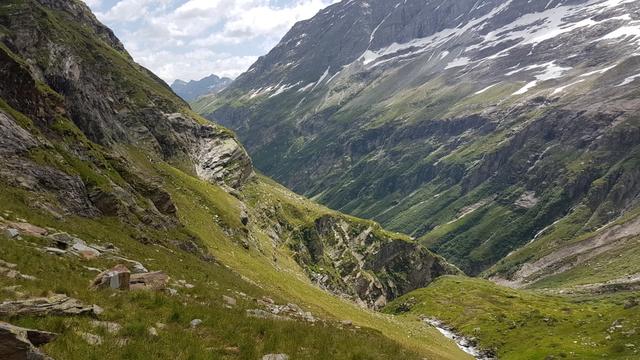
[83,0,338,84]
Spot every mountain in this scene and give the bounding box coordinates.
[203,0,640,282]
[0,0,464,358]
[171,74,232,101]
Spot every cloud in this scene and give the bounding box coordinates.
[85,0,337,83]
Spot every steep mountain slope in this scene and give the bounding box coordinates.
[0,0,465,358]
[204,0,640,278]
[171,74,232,101]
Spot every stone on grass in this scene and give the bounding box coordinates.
[79,332,102,346]
[3,228,19,239]
[131,262,148,274]
[130,271,169,291]
[47,233,74,249]
[44,247,66,256]
[224,346,240,354]
[262,354,289,360]
[91,264,130,290]
[9,222,48,237]
[190,319,202,328]
[222,295,236,306]
[148,327,158,337]
[90,321,121,334]
[0,294,101,317]
[71,240,101,259]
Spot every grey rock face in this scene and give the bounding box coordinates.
[195,135,254,189]
[0,112,38,155]
[0,321,56,360]
[161,112,254,189]
[0,295,101,317]
[0,0,255,229]
[291,215,459,308]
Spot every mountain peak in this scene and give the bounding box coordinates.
[171,74,232,101]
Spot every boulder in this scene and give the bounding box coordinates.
[9,222,48,237]
[71,240,101,259]
[0,295,101,317]
[90,321,121,334]
[129,271,169,291]
[44,247,66,256]
[78,332,102,346]
[91,264,131,290]
[262,354,289,360]
[240,209,249,226]
[0,321,56,360]
[3,229,19,239]
[222,295,236,306]
[47,233,74,249]
[131,262,148,274]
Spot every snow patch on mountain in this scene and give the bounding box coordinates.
[445,57,471,69]
[512,62,572,95]
[617,73,640,86]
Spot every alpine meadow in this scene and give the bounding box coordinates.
[1,0,639,359]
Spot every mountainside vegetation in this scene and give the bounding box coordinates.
[2,0,640,359]
[0,0,467,358]
[203,0,640,281]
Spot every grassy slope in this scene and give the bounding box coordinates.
[385,276,640,359]
[143,154,467,359]
[0,148,468,359]
[0,206,423,360]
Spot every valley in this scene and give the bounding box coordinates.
[0,0,639,359]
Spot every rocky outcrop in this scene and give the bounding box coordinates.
[292,215,459,308]
[129,271,169,291]
[91,264,169,291]
[0,0,255,231]
[0,295,102,317]
[91,264,131,290]
[195,135,254,189]
[0,322,56,360]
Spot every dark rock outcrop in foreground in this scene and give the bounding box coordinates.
[0,322,57,360]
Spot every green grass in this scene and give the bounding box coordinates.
[140,157,467,360]
[385,276,640,359]
[0,179,458,359]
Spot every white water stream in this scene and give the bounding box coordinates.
[423,318,496,360]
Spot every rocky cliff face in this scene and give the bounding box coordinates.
[0,0,254,220]
[0,0,454,308]
[247,186,460,308]
[206,0,640,277]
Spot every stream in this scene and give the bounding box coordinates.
[422,317,496,360]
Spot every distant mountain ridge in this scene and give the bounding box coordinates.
[171,74,232,101]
